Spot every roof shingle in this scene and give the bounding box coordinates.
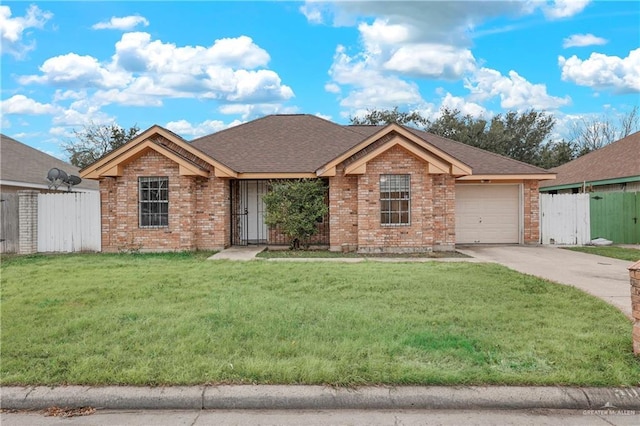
[189,115,552,176]
[190,115,365,173]
[1,134,98,191]
[539,131,640,188]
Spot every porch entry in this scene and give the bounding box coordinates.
[230,180,269,245]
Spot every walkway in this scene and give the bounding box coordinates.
[208,246,266,260]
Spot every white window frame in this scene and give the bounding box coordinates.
[139,177,169,228]
[380,174,410,226]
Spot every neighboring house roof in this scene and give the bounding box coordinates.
[0,134,99,191]
[540,131,640,190]
[80,114,555,181]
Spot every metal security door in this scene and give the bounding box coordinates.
[230,180,268,245]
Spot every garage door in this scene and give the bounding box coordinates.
[455,184,520,244]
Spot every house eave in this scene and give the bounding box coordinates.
[539,175,640,192]
[80,125,237,179]
[317,123,472,177]
[457,174,556,182]
[236,172,319,179]
[0,179,98,192]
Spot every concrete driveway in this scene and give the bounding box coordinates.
[457,245,635,318]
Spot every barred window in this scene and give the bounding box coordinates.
[139,177,168,227]
[380,174,410,225]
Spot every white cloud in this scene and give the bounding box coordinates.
[439,93,487,118]
[559,48,640,93]
[384,44,476,80]
[92,15,149,31]
[315,113,332,121]
[324,83,341,94]
[52,100,114,127]
[52,89,86,102]
[225,70,294,103]
[318,1,585,121]
[303,1,529,45]
[0,95,58,115]
[19,53,131,89]
[114,33,270,73]
[0,4,52,59]
[562,33,607,48]
[92,89,163,107]
[359,19,410,53]
[17,32,294,113]
[49,126,74,138]
[543,0,590,20]
[218,103,298,120]
[299,3,324,24]
[465,67,571,110]
[329,45,423,111]
[165,119,242,137]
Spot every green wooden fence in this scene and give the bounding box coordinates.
[590,191,640,244]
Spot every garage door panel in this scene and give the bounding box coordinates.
[455,185,520,244]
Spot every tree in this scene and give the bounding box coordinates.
[64,122,140,168]
[538,140,577,169]
[350,106,429,128]
[349,106,562,167]
[427,108,556,167]
[262,179,329,250]
[570,106,639,156]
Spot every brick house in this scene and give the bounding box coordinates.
[80,114,555,252]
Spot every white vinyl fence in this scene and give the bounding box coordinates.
[38,192,101,252]
[539,193,590,245]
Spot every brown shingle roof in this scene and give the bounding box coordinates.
[190,115,366,173]
[0,134,99,191]
[540,131,640,188]
[189,115,552,176]
[347,125,549,175]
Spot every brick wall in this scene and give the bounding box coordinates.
[431,174,456,250]
[329,165,358,251]
[100,150,229,252]
[329,145,456,253]
[195,173,229,250]
[523,180,540,243]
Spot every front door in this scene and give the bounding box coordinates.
[230,180,268,245]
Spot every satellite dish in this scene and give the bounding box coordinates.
[67,175,82,186]
[46,168,81,191]
[47,167,62,182]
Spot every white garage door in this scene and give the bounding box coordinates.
[455,184,520,244]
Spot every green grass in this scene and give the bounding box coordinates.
[1,252,638,387]
[563,246,640,262]
[257,249,469,258]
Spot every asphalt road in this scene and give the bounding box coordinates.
[2,408,640,425]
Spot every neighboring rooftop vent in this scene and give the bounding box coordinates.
[46,168,82,191]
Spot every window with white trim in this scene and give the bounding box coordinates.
[380,174,410,225]
[139,177,168,227]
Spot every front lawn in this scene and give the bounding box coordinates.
[564,246,640,262]
[1,253,638,386]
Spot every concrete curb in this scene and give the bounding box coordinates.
[2,386,639,411]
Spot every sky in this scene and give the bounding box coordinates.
[1,1,639,160]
